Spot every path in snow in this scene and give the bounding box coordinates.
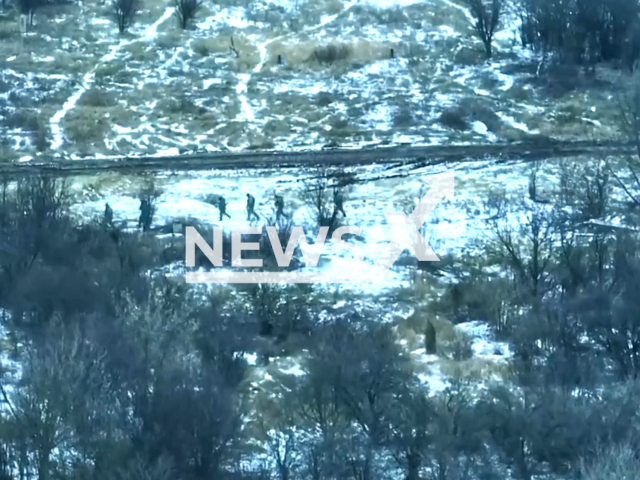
[48,7,175,151]
[234,0,359,125]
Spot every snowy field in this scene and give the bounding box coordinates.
[61,152,562,408]
[0,0,623,160]
[70,156,545,283]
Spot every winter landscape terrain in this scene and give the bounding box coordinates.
[1,0,640,477]
[0,0,626,160]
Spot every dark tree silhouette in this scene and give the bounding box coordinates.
[174,0,202,30]
[462,0,504,58]
[112,0,140,33]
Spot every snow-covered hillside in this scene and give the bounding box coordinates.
[0,0,621,160]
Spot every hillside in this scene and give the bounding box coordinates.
[0,0,628,161]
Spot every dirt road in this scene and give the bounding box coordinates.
[3,139,634,178]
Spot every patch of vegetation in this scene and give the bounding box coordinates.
[155,31,183,50]
[62,105,130,145]
[155,93,207,116]
[94,60,128,79]
[77,88,118,108]
[452,45,484,66]
[438,107,470,130]
[315,91,335,107]
[122,41,157,62]
[393,107,415,128]
[312,42,351,64]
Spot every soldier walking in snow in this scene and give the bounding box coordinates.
[425,320,437,355]
[333,188,346,217]
[138,199,152,232]
[219,196,231,221]
[246,193,259,221]
[274,193,287,219]
[103,202,113,227]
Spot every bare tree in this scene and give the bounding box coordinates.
[385,388,433,480]
[612,69,640,210]
[16,0,38,27]
[300,166,351,231]
[112,0,140,33]
[484,192,556,305]
[462,0,504,58]
[174,0,202,29]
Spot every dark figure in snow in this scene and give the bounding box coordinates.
[333,189,346,217]
[246,193,260,221]
[138,199,152,232]
[274,194,287,219]
[219,196,231,221]
[450,283,464,321]
[528,173,537,202]
[277,54,285,65]
[425,320,437,355]
[390,47,395,59]
[103,203,113,227]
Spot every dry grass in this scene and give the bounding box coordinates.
[0,18,20,42]
[0,145,20,162]
[78,88,118,108]
[122,41,159,62]
[94,60,130,80]
[136,0,173,26]
[264,38,392,69]
[193,33,260,70]
[61,105,132,145]
[155,31,185,50]
[439,357,514,382]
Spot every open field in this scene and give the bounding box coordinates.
[0,0,630,161]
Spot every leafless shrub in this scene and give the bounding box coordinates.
[312,43,350,65]
[33,124,49,152]
[78,88,117,108]
[112,0,140,33]
[441,330,474,361]
[15,0,37,24]
[174,0,202,30]
[260,214,296,265]
[611,68,640,210]
[461,0,504,58]
[438,108,469,131]
[300,166,351,231]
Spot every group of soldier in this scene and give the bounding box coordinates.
[101,188,347,232]
[219,189,347,223]
[102,197,154,232]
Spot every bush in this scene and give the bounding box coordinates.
[316,91,335,107]
[393,108,414,128]
[438,108,469,131]
[462,0,504,58]
[33,123,49,152]
[78,88,117,108]
[312,43,350,65]
[112,0,140,33]
[441,330,474,361]
[458,97,502,132]
[174,0,202,30]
